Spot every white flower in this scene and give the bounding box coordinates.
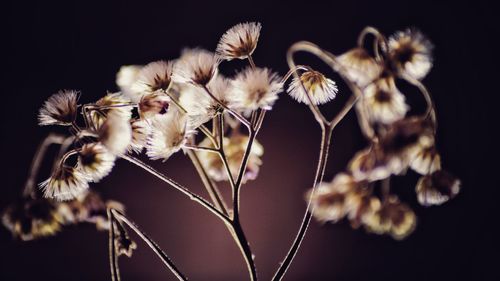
[38,90,79,126]
[40,166,89,201]
[179,75,234,128]
[131,61,175,100]
[129,119,151,153]
[98,112,133,156]
[216,22,262,60]
[172,48,220,86]
[91,92,133,129]
[410,146,441,175]
[230,67,283,112]
[388,29,433,80]
[146,110,193,161]
[77,142,116,182]
[363,77,409,124]
[416,170,461,206]
[287,70,338,105]
[336,48,382,88]
[116,65,142,100]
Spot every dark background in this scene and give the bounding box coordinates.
[1,0,498,280]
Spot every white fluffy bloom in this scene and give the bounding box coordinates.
[138,92,171,120]
[336,48,382,88]
[38,90,79,126]
[98,112,132,155]
[146,110,193,161]
[131,61,174,101]
[410,146,441,175]
[91,92,133,129]
[363,77,409,124]
[77,143,116,182]
[287,70,338,105]
[172,48,220,86]
[416,170,461,206]
[129,119,151,153]
[40,166,89,201]
[230,67,283,112]
[388,29,433,80]
[116,65,142,100]
[216,22,261,60]
[179,75,234,128]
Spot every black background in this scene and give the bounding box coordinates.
[1,0,498,280]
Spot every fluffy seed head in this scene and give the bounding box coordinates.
[388,29,433,80]
[91,92,133,129]
[230,67,283,112]
[131,61,175,99]
[216,22,262,60]
[172,48,220,86]
[40,166,89,201]
[77,143,116,182]
[38,90,79,126]
[337,48,382,88]
[287,70,338,105]
[98,112,133,156]
[416,170,460,206]
[410,146,441,175]
[363,77,409,124]
[116,65,142,100]
[129,119,151,154]
[138,92,170,120]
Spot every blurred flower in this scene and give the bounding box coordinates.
[173,48,219,86]
[138,92,170,120]
[348,145,405,182]
[40,165,89,201]
[410,146,441,175]
[77,142,116,182]
[2,198,63,241]
[231,67,283,112]
[91,92,133,129]
[116,65,142,101]
[388,29,433,80]
[98,112,133,155]
[308,182,349,223]
[364,195,416,240]
[216,22,262,61]
[287,70,338,105]
[129,119,151,153]
[337,48,382,88]
[38,90,79,126]
[146,110,194,161]
[416,170,461,206]
[198,134,263,183]
[363,77,409,124]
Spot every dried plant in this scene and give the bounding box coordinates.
[2,23,461,280]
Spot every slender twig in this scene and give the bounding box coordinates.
[202,85,252,130]
[247,54,257,69]
[108,209,121,281]
[120,155,231,225]
[111,209,188,281]
[400,73,437,129]
[22,134,66,197]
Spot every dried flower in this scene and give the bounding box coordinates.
[231,67,283,112]
[91,92,133,129]
[116,65,142,100]
[364,196,416,240]
[138,92,171,120]
[40,165,89,201]
[346,193,381,229]
[388,29,433,80]
[287,70,338,105]
[129,119,151,153]
[38,90,79,126]
[216,22,262,60]
[77,143,116,182]
[363,77,409,124]
[131,61,175,99]
[172,48,220,86]
[2,198,63,241]
[337,48,382,88]
[198,134,263,183]
[416,170,461,206]
[348,145,405,182]
[308,182,349,223]
[410,146,441,175]
[146,110,193,161]
[98,112,133,155]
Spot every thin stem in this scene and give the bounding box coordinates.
[108,209,121,281]
[247,54,256,69]
[272,124,333,281]
[401,73,437,129]
[22,134,66,197]
[111,209,188,281]
[184,144,220,154]
[217,114,237,189]
[279,65,313,84]
[120,155,231,225]
[357,26,387,62]
[186,149,229,216]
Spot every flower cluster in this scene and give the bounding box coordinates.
[305,28,460,239]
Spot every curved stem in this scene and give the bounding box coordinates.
[247,55,257,69]
[357,26,387,62]
[400,74,437,129]
[120,155,231,225]
[22,134,66,197]
[111,209,188,281]
[272,124,333,281]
